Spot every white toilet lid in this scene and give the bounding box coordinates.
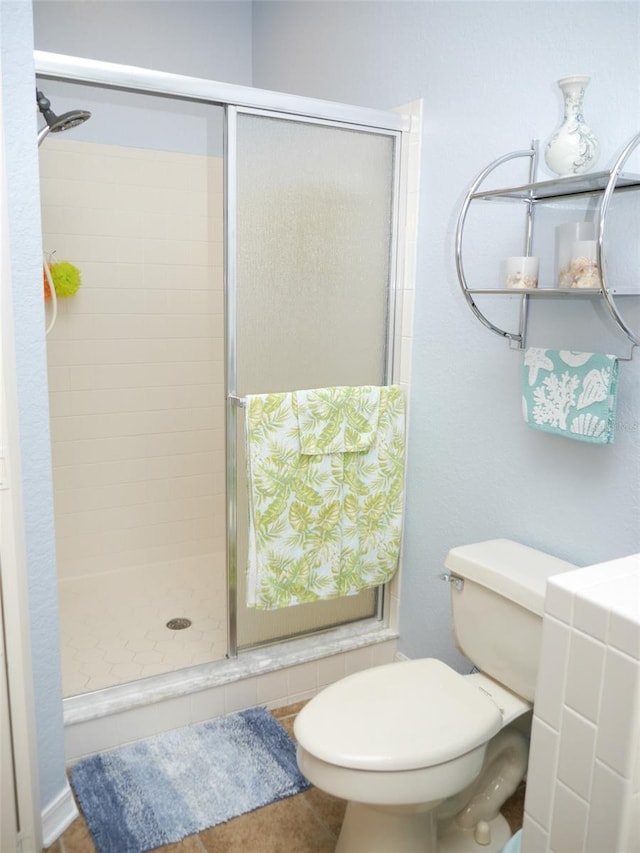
[294,659,503,772]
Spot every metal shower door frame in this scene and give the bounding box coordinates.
[225,105,405,657]
[33,50,410,662]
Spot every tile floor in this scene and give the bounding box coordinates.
[58,556,227,696]
[47,702,525,853]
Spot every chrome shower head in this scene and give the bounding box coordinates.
[36,89,91,146]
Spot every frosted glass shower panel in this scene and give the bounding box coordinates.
[236,114,395,392]
[234,113,397,649]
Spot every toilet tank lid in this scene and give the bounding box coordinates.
[445,539,578,615]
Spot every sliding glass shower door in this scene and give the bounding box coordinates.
[227,109,399,651]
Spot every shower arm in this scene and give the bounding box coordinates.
[37,125,52,147]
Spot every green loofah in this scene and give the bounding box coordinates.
[50,261,82,298]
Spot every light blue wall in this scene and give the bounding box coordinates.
[33,0,253,80]
[33,0,253,155]
[1,0,63,817]
[251,1,640,665]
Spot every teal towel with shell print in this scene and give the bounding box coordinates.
[522,349,619,444]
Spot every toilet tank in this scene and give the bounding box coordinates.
[445,539,577,702]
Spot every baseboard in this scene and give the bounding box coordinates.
[41,781,78,848]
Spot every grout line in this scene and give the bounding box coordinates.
[271,706,341,841]
[298,792,340,842]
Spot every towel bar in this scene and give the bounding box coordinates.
[228,394,246,407]
[616,344,636,362]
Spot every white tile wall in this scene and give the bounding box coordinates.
[522,554,640,853]
[40,138,225,583]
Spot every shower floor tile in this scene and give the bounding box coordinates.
[58,554,227,697]
[48,703,526,853]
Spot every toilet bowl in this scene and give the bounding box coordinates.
[295,659,529,853]
[294,539,576,853]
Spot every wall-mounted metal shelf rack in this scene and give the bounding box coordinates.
[467,288,639,297]
[472,170,640,202]
[455,132,640,354]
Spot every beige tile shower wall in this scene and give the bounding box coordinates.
[522,555,640,853]
[39,139,225,580]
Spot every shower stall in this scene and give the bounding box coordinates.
[35,53,416,720]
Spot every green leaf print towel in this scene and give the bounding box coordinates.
[296,386,380,454]
[245,386,405,609]
[522,349,619,444]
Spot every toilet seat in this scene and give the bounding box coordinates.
[294,658,503,772]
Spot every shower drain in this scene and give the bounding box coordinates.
[166,618,192,631]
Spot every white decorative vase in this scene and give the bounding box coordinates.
[544,75,599,177]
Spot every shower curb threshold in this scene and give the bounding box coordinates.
[63,619,398,726]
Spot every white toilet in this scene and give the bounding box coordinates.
[294,539,576,853]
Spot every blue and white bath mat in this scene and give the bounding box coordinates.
[70,707,310,853]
